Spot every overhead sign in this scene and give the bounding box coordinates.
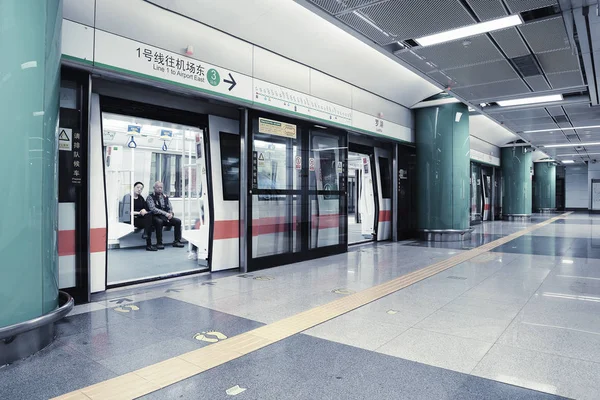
[471,149,500,167]
[127,125,141,135]
[58,128,72,151]
[254,78,353,127]
[258,117,297,139]
[351,110,412,143]
[160,129,172,138]
[94,30,253,103]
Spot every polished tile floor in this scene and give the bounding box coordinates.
[3,212,600,399]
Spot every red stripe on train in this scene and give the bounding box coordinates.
[58,228,106,256]
[378,210,391,222]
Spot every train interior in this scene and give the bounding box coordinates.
[102,112,208,285]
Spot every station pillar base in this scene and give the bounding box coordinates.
[503,214,532,222]
[417,228,473,242]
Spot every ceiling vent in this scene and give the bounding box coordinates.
[565,133,579,141]
[554,115,569,124]
[510,55,542,77]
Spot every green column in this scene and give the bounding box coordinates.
[0,0,62,328]
[415,103,470,232]
[501,146,532,218]
[533,162,556,211]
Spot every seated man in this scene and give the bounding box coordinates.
[146,181,185,249]
[132,181,156,252]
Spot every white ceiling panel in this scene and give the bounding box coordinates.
[469,115,519,146]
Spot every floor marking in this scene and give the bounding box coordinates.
[226,385,247,396]
[332,288,356,295]
[52,212,571,400]
[194,331,228,343]
[113,305,139,313]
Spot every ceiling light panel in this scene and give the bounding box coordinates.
[505,0,559,14]
[490,27,530,58]
[412,34,504,70]
[465,0,508,22]
[524,125,600,133]
[338,11,396,45]
[340,0,476,43]
[452,79,531,100]
[415,15,522,47]
[546,71,585,89]
[308,0,378,15]
[497,94,563,107]
[543,142,600,148]
[518,16,570,54]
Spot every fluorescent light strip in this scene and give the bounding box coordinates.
[543,142,600,148]
[353,11,390,37]
[524,125,600,134]
[415,15,522,47]
[557,153,600,156]
[562,160,575,164]
[497,94,563,107]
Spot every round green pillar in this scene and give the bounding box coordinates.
[0,0,62,362]
[533,162,556,212]
[501,146,532,220]
[415,103,471,241]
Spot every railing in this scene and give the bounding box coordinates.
[0,291,73,342]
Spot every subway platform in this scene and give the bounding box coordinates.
[2,212,600,400]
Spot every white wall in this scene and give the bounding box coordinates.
[588,162,600,208]
[566,165,588,209]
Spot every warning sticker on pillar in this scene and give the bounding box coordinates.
[295,155,302,170]
[59,128,72,151]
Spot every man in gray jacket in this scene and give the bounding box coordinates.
[146,181,185,249]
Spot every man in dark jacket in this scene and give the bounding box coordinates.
[131,181,157,251]
[146,181,185,249]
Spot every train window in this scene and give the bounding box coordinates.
[219,132,240,201]
[378,157,391,199]
[150,153,182,197]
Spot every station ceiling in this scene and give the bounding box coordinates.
[298,0,600,164]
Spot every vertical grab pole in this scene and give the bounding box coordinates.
[181,131,186,233]
[130,147,135,228]
[239,108,249,273]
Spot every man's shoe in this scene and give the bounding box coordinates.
[156,244,165,250]
[146,245,157,251]
[173,241,185,248]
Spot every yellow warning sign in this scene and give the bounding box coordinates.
[258,117,297,139]
[58,128,72,151]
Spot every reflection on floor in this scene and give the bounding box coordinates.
[348,213,369,244]
[7,212,600,399]
[107,246,207,284]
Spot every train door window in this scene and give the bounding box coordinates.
[309,129,347,249]
[102,112,208,285]
[348,151,375,244]
[251,120,301,258]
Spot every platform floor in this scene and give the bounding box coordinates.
[3,212,600,399]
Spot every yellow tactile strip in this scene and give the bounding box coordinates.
[53,212,571,400]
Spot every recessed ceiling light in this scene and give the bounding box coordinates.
[524,124,600,133]
[562,160,575,164]
[543,142,600,148]
[414,15,522,47]
[496,94,563,107]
